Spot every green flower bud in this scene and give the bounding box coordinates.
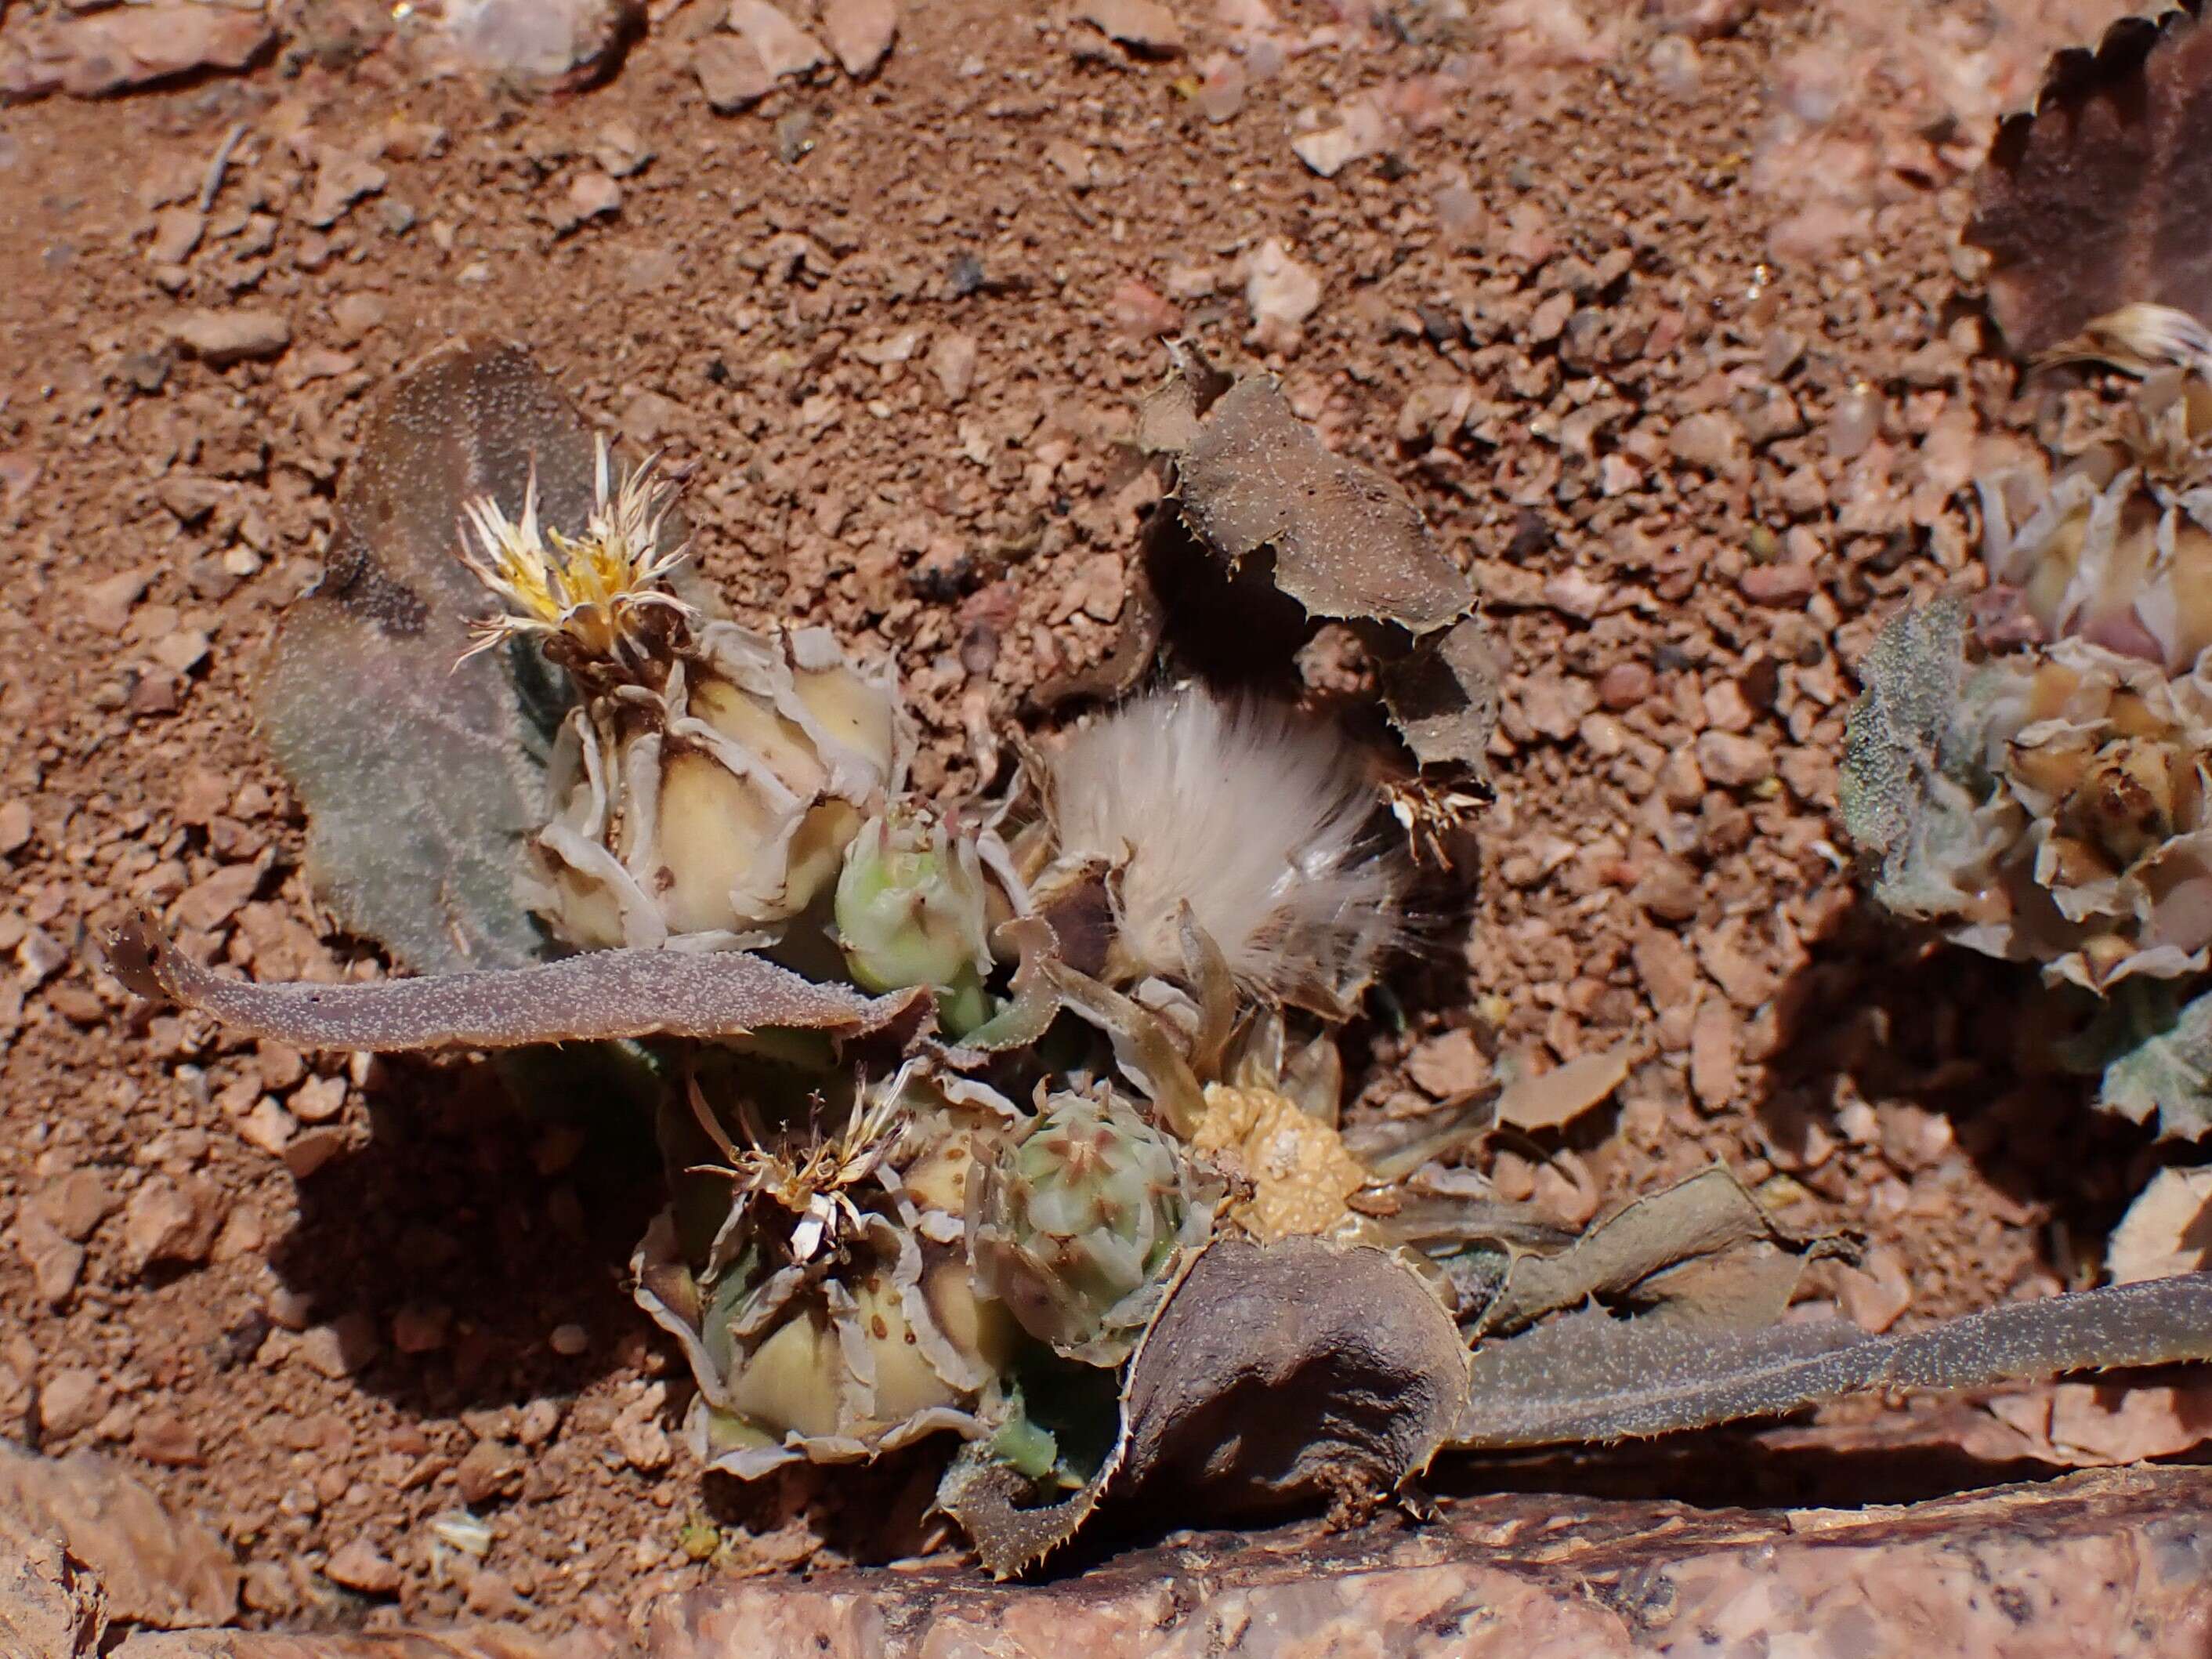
[971,1087,1215,1364]
[834,804,994,1032]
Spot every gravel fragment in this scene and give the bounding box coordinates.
[820,0,897,77]
[38,1370,108,1440]
[120,1176,224,1275]
[1407,1029,1487,1098]
[324,1540,402,1596]
[168,308,289,366]
[1740,562,1820,604]
[1689,1002,1740,1110]
[454,1439,524,1505]
[1667,411,1747,475]
[132,1410,205,1468]
[14,1210,84,1306]
[38,1170,118,1244]
[727,0,827,78]
[1073,0,1183,56]
[147,206,205,266]
[1694,730,1773,788]
[304,150,387,230]
[690,35,773,111]
[298,1313,382,1380]
[1243,238,1321,353]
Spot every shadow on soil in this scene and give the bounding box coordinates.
[1747,886,2162,1264]
[267,1049,664,1416]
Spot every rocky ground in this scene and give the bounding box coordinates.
[2,0,2203,1647]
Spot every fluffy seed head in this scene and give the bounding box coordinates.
[1043,688,1408,1014]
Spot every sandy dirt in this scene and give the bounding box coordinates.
[0,0,2195,1645]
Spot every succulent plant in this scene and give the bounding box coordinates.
[969,1086,1218,1364]
[1842,329,2212,1139]
[458,452,910,951]
[1846,607,2212,980]
[834,803,995,1034]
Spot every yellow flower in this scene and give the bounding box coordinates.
[457,435,693,665]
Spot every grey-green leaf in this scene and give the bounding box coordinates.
[2086,980,2212,1141]
[1839,597,2007,922]
[256,339,600,975]
[1457,1272,2212,1448]
[106,912,927,1052]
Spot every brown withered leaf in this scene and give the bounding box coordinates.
[1473,1166,1844,1338]
[1378,616,1503,779]
[1137,342,1499,793]
[1966,2,2212,358]
[105,912,927,1052]
[940,1235,1464,1577]
[257,339,605,976]
[1152,368,1474,635]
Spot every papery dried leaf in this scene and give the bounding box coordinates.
[1966,2,2212,359]
[1131,344,1499,792]
[1475,1166,1839,1337]
[1133,338,1232,455]
[106,913,925,1052]
[1457,1272,2212,1449]
[1378,617,1503,783]
[1171,375,1473,635]
[1040,960,1207,1136]
[942,1235,1463,1577]
[258,339,617,975]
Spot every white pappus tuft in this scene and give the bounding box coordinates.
[1044,687,1410,1014]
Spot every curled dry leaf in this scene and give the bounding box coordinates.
[939,1234,1464,1577]
[105,912,926,1052]
[1159,375,1474,635]
[1966,2,2212,359]
[1136,342,1501,789]
[258,339,641,976]
[2108,1165,2212,1283]
[1473,1165,1843,1337]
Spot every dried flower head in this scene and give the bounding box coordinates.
[687,1073,909,1263]
[1981,306,2212,676]
[458,434,693,665]
[1040,688,1409,1016]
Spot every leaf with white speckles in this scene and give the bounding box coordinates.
[105,911,927,1052]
